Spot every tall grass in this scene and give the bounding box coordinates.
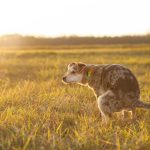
[0,46,150,150]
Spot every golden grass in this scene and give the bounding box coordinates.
[0,45,150,150]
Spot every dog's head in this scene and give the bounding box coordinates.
[62,62,86,84]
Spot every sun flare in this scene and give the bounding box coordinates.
[0,0,150,37]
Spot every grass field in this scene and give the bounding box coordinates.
[0,45,150,150]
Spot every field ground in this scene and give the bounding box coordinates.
[0,45,150,150]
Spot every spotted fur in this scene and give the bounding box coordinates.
[63,63,150,123]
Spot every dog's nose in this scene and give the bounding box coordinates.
[62,76,66,81]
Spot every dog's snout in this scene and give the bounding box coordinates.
[62,76,66,81]
[62,76,67,83]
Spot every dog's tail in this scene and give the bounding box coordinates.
[136,100,150,109]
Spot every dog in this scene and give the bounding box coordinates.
[62,62,150,123]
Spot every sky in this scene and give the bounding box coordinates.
[0,0,150,37]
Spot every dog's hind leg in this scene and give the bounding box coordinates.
[120,110,125,120]
[129,108,136,120]
[120,108,135,120]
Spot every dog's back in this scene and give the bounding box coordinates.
[101,64,140,100]
[88,64,139,98]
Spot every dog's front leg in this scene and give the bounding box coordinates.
[97,91,114,124]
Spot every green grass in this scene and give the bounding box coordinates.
[0,46,150,150]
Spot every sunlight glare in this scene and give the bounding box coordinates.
[0,0,150,36]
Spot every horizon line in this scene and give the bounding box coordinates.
[0,33,150,38]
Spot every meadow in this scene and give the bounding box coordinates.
[0,45,150,150]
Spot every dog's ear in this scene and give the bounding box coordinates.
[77,63,86,72]
[68,62,76,69]
[69,62,76,67]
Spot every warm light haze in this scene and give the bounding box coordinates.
[0,0,150,37]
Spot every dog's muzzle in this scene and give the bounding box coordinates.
[62,76,67,83]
